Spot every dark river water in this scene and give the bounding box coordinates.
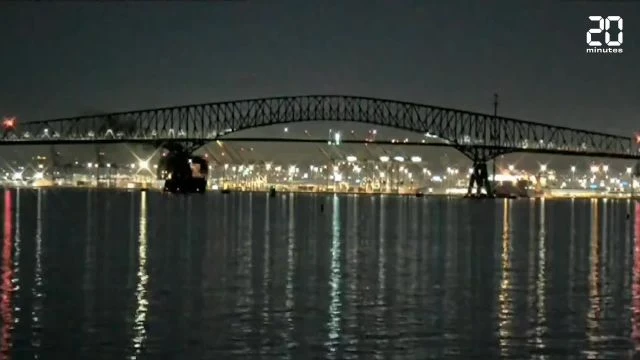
[0,189,639,359]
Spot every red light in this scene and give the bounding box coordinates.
[2,117,16,131]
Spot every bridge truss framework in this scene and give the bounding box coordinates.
[2,95,636,196]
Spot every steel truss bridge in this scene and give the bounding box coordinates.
[2,95,637,195]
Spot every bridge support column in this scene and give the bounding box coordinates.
[157,141,208,194]
[466,161,493,197]
[457,146,510,198]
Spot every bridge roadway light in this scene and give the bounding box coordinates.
[539,164,547,172]
[410,156,422,163]
[379,156,390,162]
[393,156,404,162]
[346,155,357,162]
[571,166,576,173]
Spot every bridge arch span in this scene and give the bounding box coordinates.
[8,94,633,161]
[196,95,495,157]
[6,94,636,196]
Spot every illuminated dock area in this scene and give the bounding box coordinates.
[2,178,637,200]
[1,134,639,199]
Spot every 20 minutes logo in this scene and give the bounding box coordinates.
[586,16,623,54]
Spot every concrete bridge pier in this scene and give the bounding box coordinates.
[157,141,208,194]
[459,146,507,198]
[466,161,493,197]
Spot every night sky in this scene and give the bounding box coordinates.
[0,1,638,136]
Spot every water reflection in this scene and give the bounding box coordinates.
[284,194,295,358]
[375,196,386,360]
[498,199,513,357]
[130,191,149,358]
[0,192,636,358]
[568,199,576,321]
[326,194,342,359]
[533,198,548,352]
[1,190,14,359]
[586,199,602,359]
[632,202,640,350]
[262,195,271,335]
[10,191,20,358]
[32,190,43,353]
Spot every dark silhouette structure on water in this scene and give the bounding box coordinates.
[157,152,208,194]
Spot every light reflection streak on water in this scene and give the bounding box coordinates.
[234,193,253,354]
[533,198,547,352]
[378,197,386,303]
[601,200,609,302]
[10,191,20,355]
[130,191,149,359]
[326,195,342,359]
[526,198,536,326]
[83,191,95,344]
[262,195,271,334]
[239,196,253,307]
[624,200,632,296]
[585,199,602,359]
[632,202,640,350]
[374,196,386,360]
[498,199,513,357]
[32,190,43,354]
[568,199,575,316]
[284,195,295,358]
[1,191,14,360]
[345,197,360,353]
